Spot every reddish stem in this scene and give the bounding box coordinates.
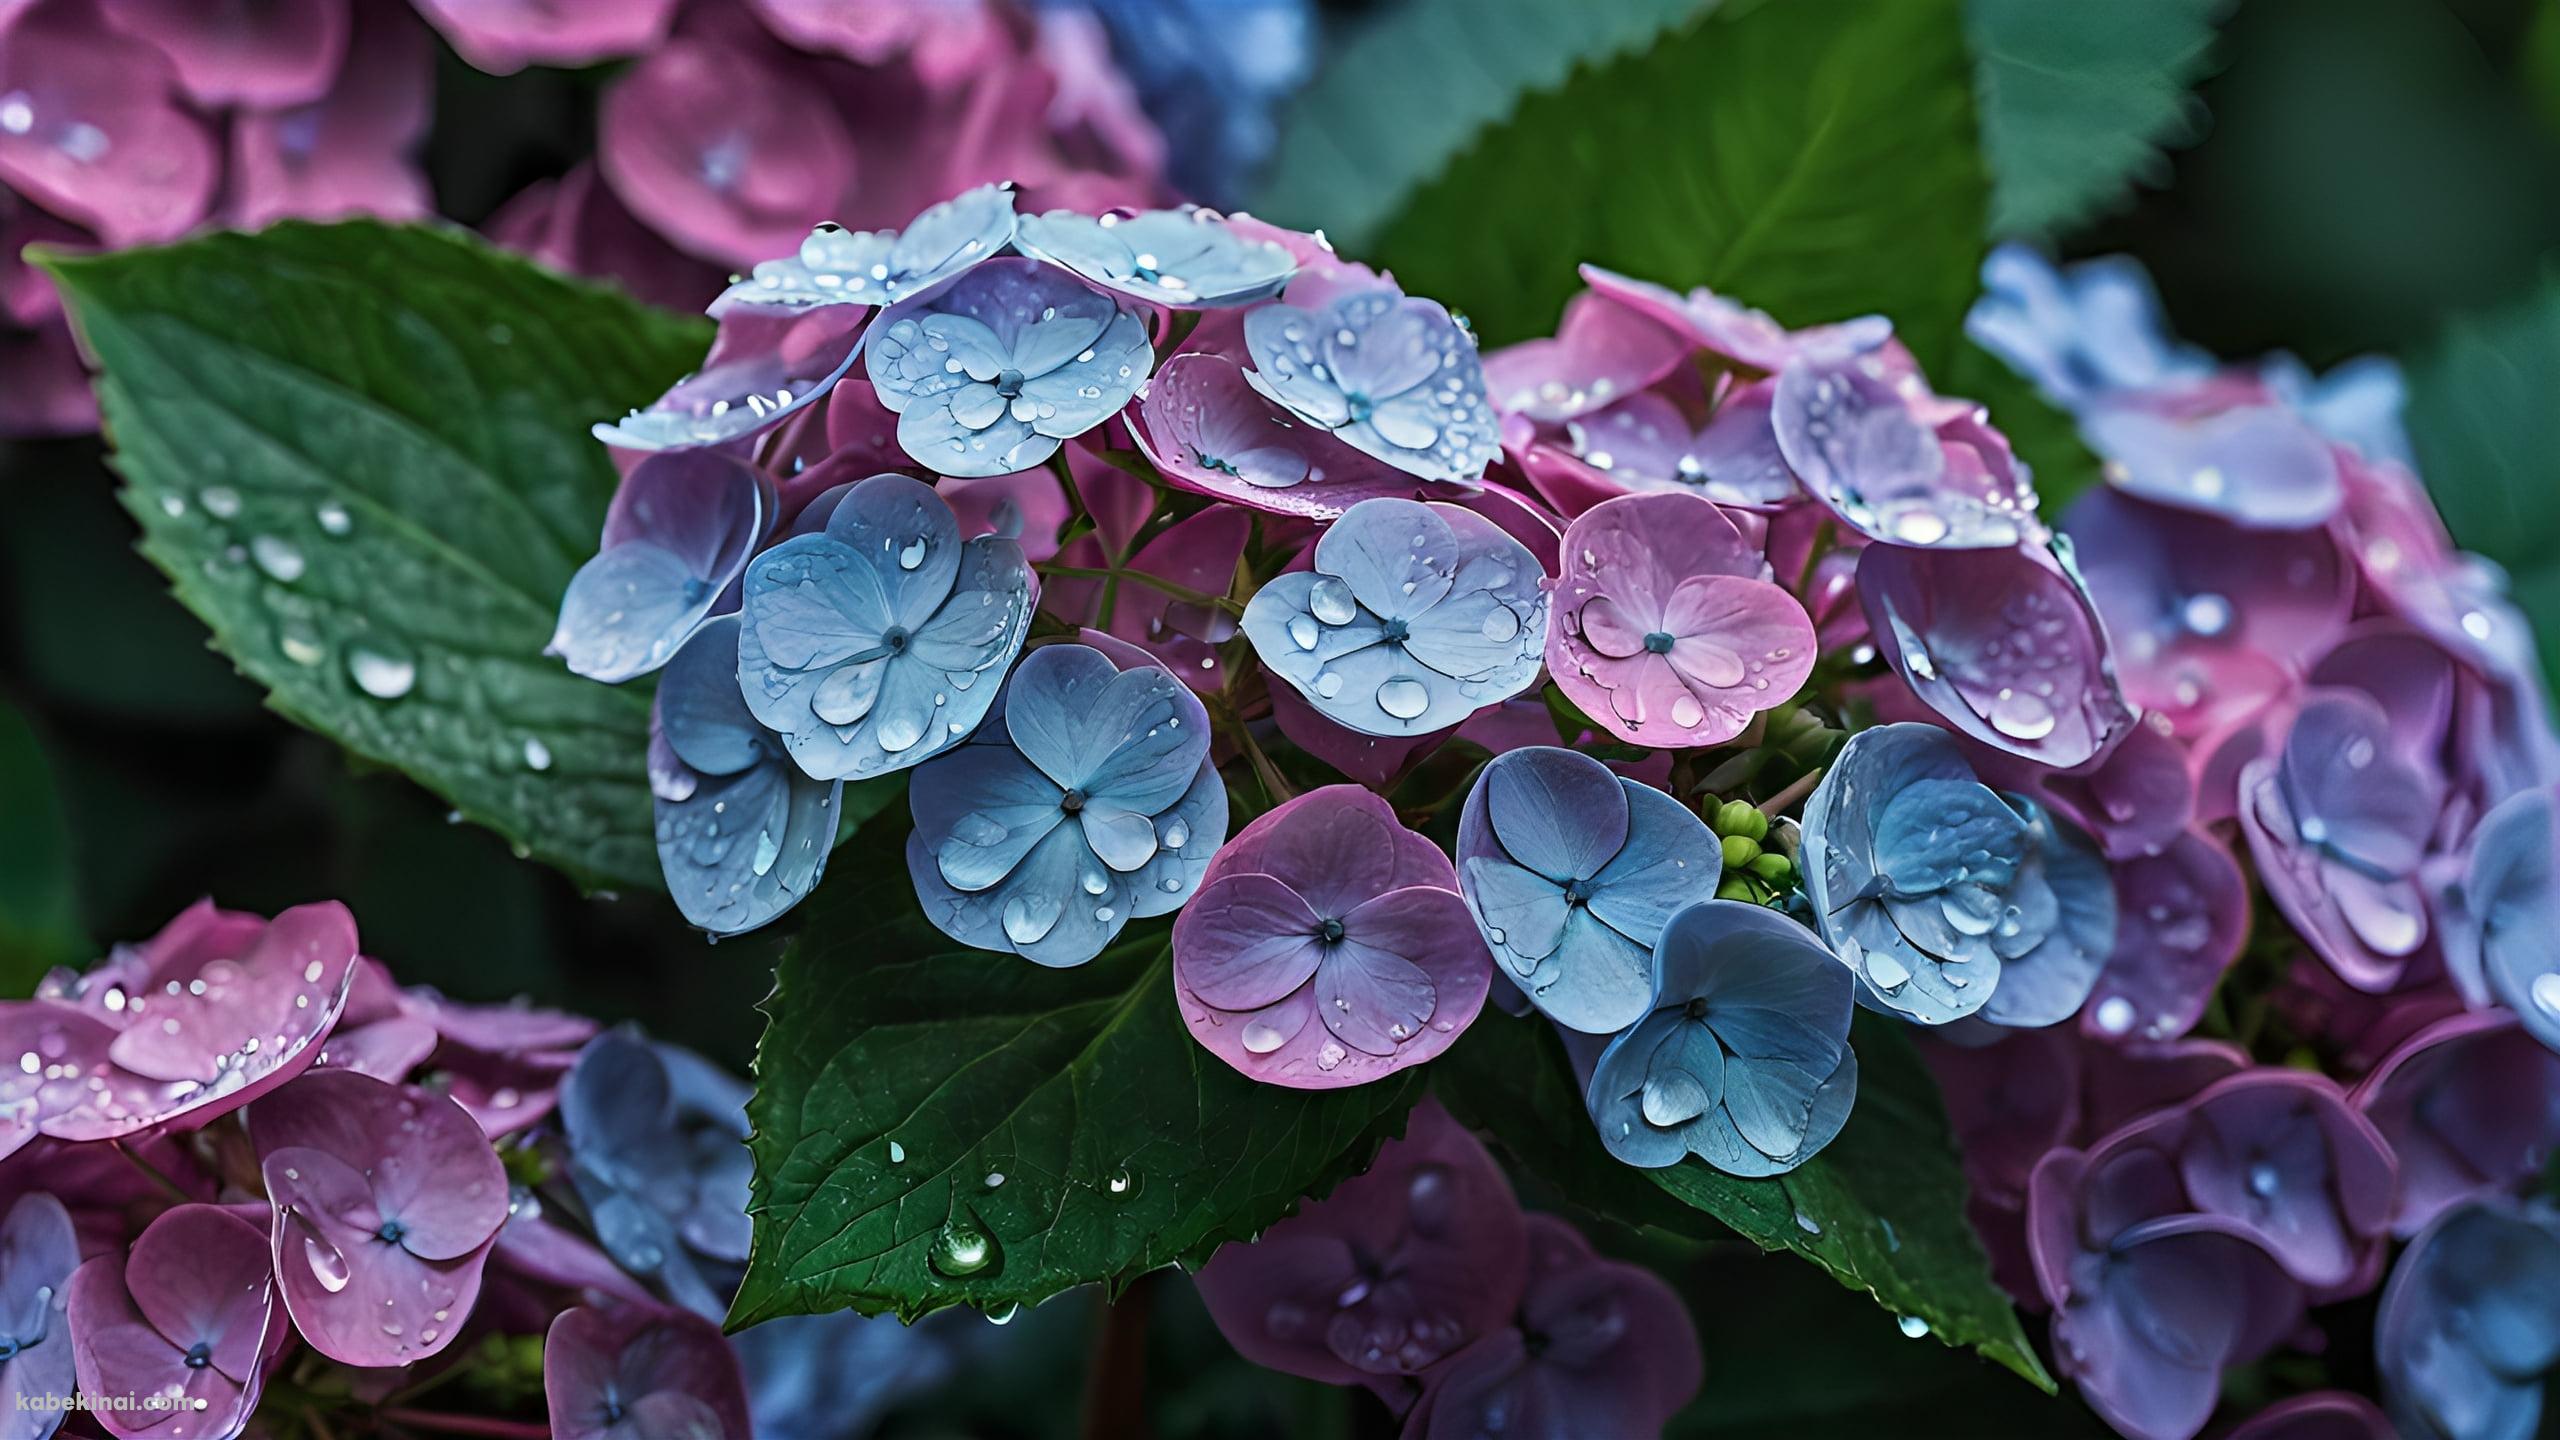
[1078,1272,1156,1440]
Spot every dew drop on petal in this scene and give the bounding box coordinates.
[1308,577,1359,626]
[2534,973,2560,1017]
[1987,688,2057,742]
[1376,678,1430,721]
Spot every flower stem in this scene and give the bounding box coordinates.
[1791,519,1836,599]
[1757,765,1824,819]
[1078,1272,1156,1440]
[1034,564,1242,616]
[110,1139,192,1205]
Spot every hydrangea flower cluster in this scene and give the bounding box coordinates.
[4,0,1313,436]
[1195,1101,1702,1438]
[1899,245,2560,1440]
[0,898,981,1439]
[551,184,2560,1437]
[0,0,433,434]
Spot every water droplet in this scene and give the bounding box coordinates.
[1669,694,1706,729]
[984,1301,1020,1325]
[928,1218,997,1278]
[1241,1019,1289,1054]
[199,486,242,519]
[1793,1211,1822,1236]
[299,1223,351,1293]
[1478,608,1519,643]
[1864,951,1911,992]
[251,535,305,583]
[1002,894,1061,946]
[2179,592,2232,638]
[2247,1161,2280,1199]
[1897,1315,1930,1339]
[315,501,352,536]
[1987,688,2056,742]
[898,538,928,570]
[984,1172,1006,1189]
[1376,677,1430,721]
[1308,577,1358,626]
[522,737,552,771]
[1287,614,1320,650]
[2533,973,2560,1017]
[1105,1167,1142,1200]
[280,627,326,667]
[348,644,417,700]
[2093,996,2136,1036]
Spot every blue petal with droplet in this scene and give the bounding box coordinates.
[551,451,771,682]
[1243,288,1497,483]
[1792,722,2088,1024]
[1586,900,1856,1175]
[594,304,869,452]
[1977,796,2114,1027]
[867,258,1153,477]
[736,475,1033,781]
[712,183,1018,314]
[1454,747,1721,1034]
[652,618,842,937]
[1240,498,1546,737]
[905,644,1226,967]
[1014,206,1297,308]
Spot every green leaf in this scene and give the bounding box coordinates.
[1965,0,2224,239]
[732,823,1423,1329]
[39,221,711,892]
[0,700,86,994]
[1251,0,1712,251]
[1367,0,1988,364]
[1432,1011,2053,1392]
[2404,270,2560,688]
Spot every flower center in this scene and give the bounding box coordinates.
[376,1218,408,1245]
[1317,917,1347,944]
[1561,877,1596,907]
[1060,789,1087,814]
[1643,631,1676,655]
[881,625,911,654]
[1379,617,1412,644]
[995,368,1027,398]
[0,1335,18,1362]
[1344,392,1375,424]
[184,1341,213,1370]
[1685,997,1711,1021]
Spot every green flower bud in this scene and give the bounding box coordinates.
[1715,876,1758,902]
[1720,834,1761,869]
[1748,851,1794,883]
[1712,799,1768,842]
